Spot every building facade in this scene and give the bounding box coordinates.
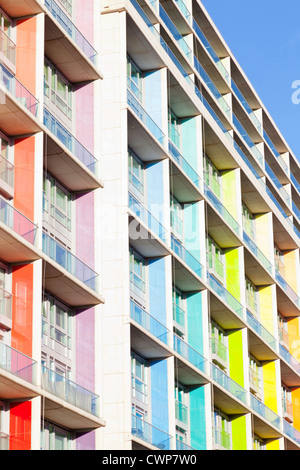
[0,0,300,451]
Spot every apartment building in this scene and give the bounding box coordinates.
[1,0,300,452]
[0,0,104,450]
[100,0,300,451]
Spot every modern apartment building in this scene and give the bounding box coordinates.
[1,0,300,452]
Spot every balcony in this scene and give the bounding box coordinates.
[250,394,281,435]
[130,300,172,357]
[127,88,167,161]
[0,63,40,136]
[171,234,205,291]
[211,364,248,410]
[0,0,43,18]
[275,269,300,317]
[0,197,39,263]
[243,231,273,284]
[279,344,300,387]
[131,414,172,450]
[283,420,300,448]
[283,398,294,424]
[168,140,202,203]
[246,311,277,360]
[173,333,209,385]
[44,0,101,82]
[128,192,169,257]
[0,286,12,331]
[207,272,244,322]
[42,231,103,307]
[41,365,104,430]
[0,154,14,199]
[0,342,38,400]
[43,108,101,191]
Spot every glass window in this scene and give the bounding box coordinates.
[168,109,181,149]
[242,203,255,240]
[204,154,221,199]
[41,421,72,450]
[127,56,142,101]
[44,60,73,121]
[207,236,224,283]
[128,149,144,198]
[43,174,72,232]
[170,195,183,241]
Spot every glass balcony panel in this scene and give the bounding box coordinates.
[173,333,208,376]
[131,414,172,450]
[130,300,171,347]
[211,364,247,405]
[42,232,99,292]
[171,234,203,279]
[0,197,37,245]
[210,337,227,364]
[44,0,98,64]
[0,63,39,117]
[0,342,37,384]
[204,184,240,236]
[231,80,262,133]
[43,108,98,175]
[246,311,277,350]
[250,394,281,429]
[168,141,201,189]
[174,0,191,24]
[128,192,167,243]
[41,365,100,416]
[207,272,244,319]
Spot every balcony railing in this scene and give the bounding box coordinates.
[207,272,244,319]
[130,300,171,347]
[204,183,240,236]
[128,191,168,243]
[127,88,166,147]
[45,0,98,65]
[173,333,208,376]
[0,29,16,66]
[42,231,99,292]
[176,439,195,450]
[279,344,300,374]
[0,63,39,117]
[211,364,248,406]
[250,393,281,429]
[246,310,277,351]
[231,79,262,133]
[275,269,300,309]
[0,197,37,245]
[168,140,201,189]
[207,252,224,282]
[43,108,98,175]
[213,426,231,450]
[41,365,100,417]
[283,420,300,446]
[171,234,204,279]
[132,414,172,450]
[0,342,37,384]
[243,231,273,275]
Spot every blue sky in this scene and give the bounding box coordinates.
[201,0,300,160]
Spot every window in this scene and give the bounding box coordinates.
[44,60,73,122]
[172,287,186,337]
[245,277,259,317]
[43,173,72,238]
[0,10,11,37]
[249,355,262,399]
[278,313,289,349]
[127,56,142,101]
[274,244,285,276]
[207,236,224,283]
[253,434,265,450]
[282,384,293,422]
[42,293,73,370]
[242,203,255,240]
[210,320,228,370]
[128,149,144,199]
[41,421,72,450]
[213,408,231,450]
[168,109,181,149]
[170,195,183,242]
[204,155,221,199]
[57,0,73,16]
[175,383,188,428]
[129,248,146,306]
[131,352,147,406]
